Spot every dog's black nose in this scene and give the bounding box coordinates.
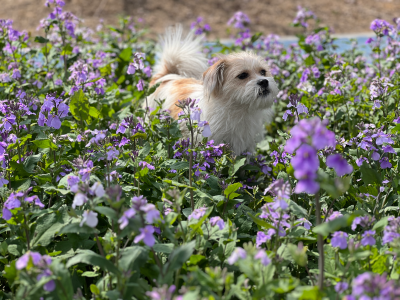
[257,79,269,87]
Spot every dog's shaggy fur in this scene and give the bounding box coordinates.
[146,26,279,155]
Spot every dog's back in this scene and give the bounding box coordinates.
[150,25,208,86]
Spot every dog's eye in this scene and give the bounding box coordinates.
[260,70,266,76]
[237,72,249,80]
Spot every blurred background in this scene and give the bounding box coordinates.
[1,0,399,37]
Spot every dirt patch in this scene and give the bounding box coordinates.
[1,0,399,38]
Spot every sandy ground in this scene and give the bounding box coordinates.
[1,0,399,38]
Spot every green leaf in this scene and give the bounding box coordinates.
[119,246,148,272]
[170,161,189,171]
[153,243,174,254]
[247,213,275,229]
[23,154,41,173]
[60,43,73,56]
[81,271,100,277]
[189,254,205,265]
[11,178,31,191]
[313,214,358,236]
[119,47,132,61]
[250,32,262,43]
[66,249,121,276]
[224,183,242,197]
[32,139,58,150]
[163,241,195,280]
[146,82,161,96]
[59,222,100,235]
[70,89,90,122]
[269,277,299,294]
[100,64,112,76]
[304,55,316,66]
[90,284,100,295]
[89,106,101,119]
[52,260,74,300]
[372,216,389,233]
[229,158,246,176]
[34,36,50,43]
[94,206,118,221]
[360,163,381,185]
[131,132,147,139]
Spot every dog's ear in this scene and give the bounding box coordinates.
[203,59,225,98]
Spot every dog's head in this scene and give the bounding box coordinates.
[203,52,279,109]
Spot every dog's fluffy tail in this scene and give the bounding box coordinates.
[150,25,208,85]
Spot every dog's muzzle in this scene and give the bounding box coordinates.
[257,79,270,96]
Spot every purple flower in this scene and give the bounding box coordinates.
[1,114,16,131]
[16,251,45,269]
[190,107,201,122]
[210,216,225,230]
[188,207,207,221]
[326,154,353,176]
[80,210,98,228]
[327,211,342,221]
[294,174,320,194]
[134,225,156,247]
[139,161,155,170]
[227,247,247,264]
[118,208,136,230]
[141,204,160,224]
[335,282,349,293]
[107,148,119,160]
[72,193,88,208]
[292,144,319,174]
[296,218,312,230]
[370,19,394,36]
[2,208,12,220]
[127,63,136,75]
[24,195,45,208]
[143,66,152,77]
[136,79,144,91]
[37,269,56,292]
[383,231,400,244]
[383,145,396,154]
[351,216,374,231]
[254,250,271,266]
[227,11,250,29]
[201,122,212,137]
[256,230,273,247]
[331,231,348,249]
[285,117,335,154]
[380,157,392,169]
[361,230,376,246]
[350,272,400,299]
[90,182,105,198]
[371,151,380,161]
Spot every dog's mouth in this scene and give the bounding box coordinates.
[258,88,270,97]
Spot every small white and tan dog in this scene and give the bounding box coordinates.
[146,26,279,155]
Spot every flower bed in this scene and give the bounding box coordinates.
[0,2,400,299]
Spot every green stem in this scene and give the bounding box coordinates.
[23,214,30,250]
[315,193,324,291]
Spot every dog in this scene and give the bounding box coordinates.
[146,26,279,155]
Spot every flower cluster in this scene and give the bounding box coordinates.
[190,17,211,35]
[354,123,394,169]
[118,196,160,247]
[2,191,44,220]
[38,94,69,129]
[292,6,317,28]
[345,272,400,299]
[16,251,55,292]
[285,117,352,194]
